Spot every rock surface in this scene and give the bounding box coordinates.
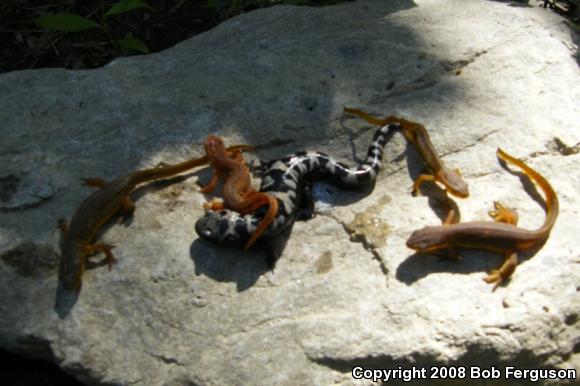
[1,0,579,385]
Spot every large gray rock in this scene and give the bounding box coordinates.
[1,0,579,385]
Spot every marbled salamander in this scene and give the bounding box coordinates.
[195,123,399,246]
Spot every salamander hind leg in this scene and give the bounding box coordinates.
[486,205,519,291]
[488,201,519,225]
[484,252,518,291]
[118,195,136,222]
[84,243,117,270]
[343,107,389,126]
[200,172,220,193]
[439,247,462,262]
[343,107,401,127]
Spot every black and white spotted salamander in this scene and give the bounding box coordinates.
[195,122,400,246]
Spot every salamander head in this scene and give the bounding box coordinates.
[195,210,249,245]
[203,135,227,158]
[438,167,469,198]
[406,226,450,252]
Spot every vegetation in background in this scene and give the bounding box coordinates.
[0,0,351,72]
[34,0,155,54]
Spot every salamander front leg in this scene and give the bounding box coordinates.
[82,177,108,189]
[118,194,136,223]
[84,243,117,270]
[200,172,220,193]
[203,199,225,211]
[437,247,462,262]
[411,174,436,196]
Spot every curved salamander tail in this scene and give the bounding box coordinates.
[496,148,558,239]
[243,194,279,250]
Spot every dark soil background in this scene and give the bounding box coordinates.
[2,348,83,386]
[0,0,351,72]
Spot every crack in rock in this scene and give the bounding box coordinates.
[439,49,489,74]
[444,129,500,157]
[372,49,491,104]
[146,351,182,366]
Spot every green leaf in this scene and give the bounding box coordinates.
[116,32,149,54]
[35,13,101,32]
[105,0,155,18]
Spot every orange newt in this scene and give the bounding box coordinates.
[59,144,253,292]
[406,148,558,290]
[344,107,469,198]
[201,135,278,250]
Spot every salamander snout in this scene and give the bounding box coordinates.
[195,212,221,241]
[406,226,447,252]
[195,210,248,245]
[195,220,214,239]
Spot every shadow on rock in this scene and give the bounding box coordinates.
[191,242,267,292]
[396,249,503,285]
[190,221,295,291]
[572,21,580,65]
[396,248,538,290]
[497,154,548,212]
[488,0,533,8]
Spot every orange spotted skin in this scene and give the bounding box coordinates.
[406,148,558,289]
[344,107,469,198]
[201,135,278,250]
[59,144,253,292]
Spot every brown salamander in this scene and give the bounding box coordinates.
[201,135,278,250]
[59,144,253,291]
[406,148,558,289]
[344,107,469,198]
